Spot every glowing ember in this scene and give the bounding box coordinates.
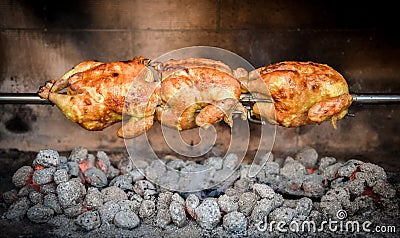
[79,161,92,174]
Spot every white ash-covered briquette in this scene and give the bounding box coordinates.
[17,184,37,197]
[84,167,108,188]
[293,197,313,217]
[218,194,239,213]
[40,183,57,194]
[301,174,326,197]
[101,186,128,203]
[185,193,200,217]
[240,164,262,181]
[143,189,158,201]
[264,161,280,175]
[345,178,366,196]
[56,178,86,208]
[117,199,141,214]
[86,154,96,168]
[155,209,171,228]
[12,166,33,188]
[268,207,297,225]
[68,146,88,163]
[32,167,56,185]
[252,183,276,199]
[67,161,80,177]
[318,156,337,171]
[238,192,258,216]
[223,153,239,170]
[250,195,284,223]
[280,157,307,180]
[169,201,187,227]
[139,200,156,219]
[109,174,133,191]
[319,187,351,218]
[54,169,69,184]
[98,201,120,224]
[26,204,54,223]
[128,168,145,182]
[43,193,63,214]
[224,187,239,197]
[59,156,68,164]
[320,162,343,180]
[195,198,221,230]
[222,211,247,233]
[337,159,364,177]
[179,163,215,192]
[84,187,104,210]
[33,149,60,168]
[95,151,111,173]
[133,180,156,196]
[3,197,30,220]
[117,157,134,174]
[106,164,120,179]
[63,203,86,218]
[295,146,319,169]
[114,210,140,229]
[28,190,43,205]
[75,210,102,231]
[203,156,223,170]
[244,173,275,195]
[127,192,143,208]
[145,160,167,182]
[156,191,173,210]
[171,193,185,205]
[233,179,251,194]
[166,157,186,170]
[357,162,387,187]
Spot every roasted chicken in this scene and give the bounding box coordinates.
[246,61,352,128]
[155,58,247,130]
[38,57,161,138]
[38,56,352,139]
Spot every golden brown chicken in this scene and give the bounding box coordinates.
[246,61,352,128]
[155,58,247,130]
[38,57,161,138]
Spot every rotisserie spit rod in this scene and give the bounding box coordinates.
[1,93,400,105]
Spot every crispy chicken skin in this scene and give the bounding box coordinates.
[248,61,352,128]
[155,58,247,130]
[38,57,161,138]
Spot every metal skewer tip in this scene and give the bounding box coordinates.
[0,93,52,104]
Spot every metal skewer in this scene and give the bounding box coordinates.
[0,93,52,104]
[1,93,400,105]
[350,94,400,104]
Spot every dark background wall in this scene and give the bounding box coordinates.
[1,0,399,171]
